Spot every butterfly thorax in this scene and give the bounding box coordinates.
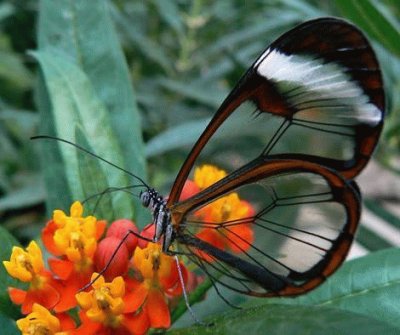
[140,189,174,252]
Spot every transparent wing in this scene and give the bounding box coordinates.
[168,18,384,205]
[171,159,360,296]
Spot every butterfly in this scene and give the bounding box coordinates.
[36,17,385,298]
[138,17,384,297]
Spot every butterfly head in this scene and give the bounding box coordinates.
[139,189,153,208]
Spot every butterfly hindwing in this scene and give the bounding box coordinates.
[171,158,360,296]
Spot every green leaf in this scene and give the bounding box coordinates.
[145,106,284,157]
[364,198,400,229]
[152,0,185,36]
[0,3,14,22]
[35,71,73,215]
[32,49,134,219]
[0,312,18,335]
[270,248,400,330]
[75,127,116,221]
[356,225,394,251]
[0,178,45,212]
[145,118,211,157]
[169,304,399,335]
[335,0,400,56]
[36,0,147,220]
[158,78,225,108]
[0,50,33,90]
[191,16,298,67]
[0,226,24,319]
[111,4,173,74]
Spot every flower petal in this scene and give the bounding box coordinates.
[179,180,200,201]
[145,289,170,329]
[95,219,107,240]
[17,303,61,334]
[52,285,77,313]
[21,283,60,314]
[75,291,92,310]
[123,281,148,313]
[228,224,254,253]
[122,310,150,335]
[8,287,27,305]
[42,220,63,256]
[48,258,73,280]
[70,201,83,217]
[159,261,179,291]
[194,165,226,190]
[57,312,76,331]
[195,229,224,262]
[26,241,44,273]
[163,262,188,296]
[74,310,103,335]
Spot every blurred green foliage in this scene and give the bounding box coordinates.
[0,0,399,332]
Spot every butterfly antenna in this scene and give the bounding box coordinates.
[31,135,150,189]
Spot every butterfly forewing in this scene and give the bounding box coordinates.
[168,18,384,205]
[172,159,360,296]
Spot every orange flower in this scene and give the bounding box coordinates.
[127,242,188,330]
[75,273,149,335]
[41,201,106,312]
[192,165,255,258]
[3,241,60,314]
[16,303,75,335]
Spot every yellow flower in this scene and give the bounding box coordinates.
[129,242,185,330]
[16,303,66,335]
[51,201,98,264]
[53,201,97,234]
[194,165,227,190]
[133,242,172,282]
[53,224,97,263]
[3,241,44,284]
[76,273,125,327]
[54,201,87,226]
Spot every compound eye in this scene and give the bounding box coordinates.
[140,191,150,207]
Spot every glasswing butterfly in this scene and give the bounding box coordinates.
[35,17,385,299]
[139,17,384,298]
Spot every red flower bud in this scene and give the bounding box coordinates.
[106,219,139,253]
[138,224,155,249]
[94,237,129,280]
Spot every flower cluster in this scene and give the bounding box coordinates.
[4,164,254,335]
[4,202,184,335]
